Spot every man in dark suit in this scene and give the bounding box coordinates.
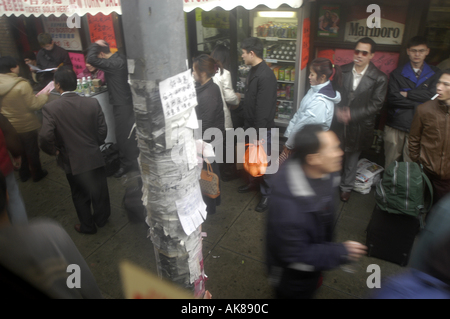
[237,37,278,212]
[333,37,388,202]
[39,67,110,234]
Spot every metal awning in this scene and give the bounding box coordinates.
[0,0,121,17]
[183,0,303,12]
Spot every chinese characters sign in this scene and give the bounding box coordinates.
[159,69,197,120]
[68,52,85,75]
[0,0,122,17]
[301,18,310,70]
[87,13,117,51]
[42,15,82,51]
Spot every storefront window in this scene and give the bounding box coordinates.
[425,0,450,66]
[195,7,231,54]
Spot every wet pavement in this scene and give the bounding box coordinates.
[16,150,409,299]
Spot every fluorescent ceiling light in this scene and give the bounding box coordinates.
[258,11,296,18]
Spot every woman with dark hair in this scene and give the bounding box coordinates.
[281,58,342,161]
[192,54,225,215]
[77,61,105,86]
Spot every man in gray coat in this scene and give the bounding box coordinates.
[39,67,110,234]
[333,37,388,202]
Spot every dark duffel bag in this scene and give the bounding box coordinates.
[366,205,420,266]
[100,143,120,177]
[123,185,146,223]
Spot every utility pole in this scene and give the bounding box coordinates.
[121,1,207,298]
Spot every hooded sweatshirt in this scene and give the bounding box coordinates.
[0,73,48,133]
[284,81,341,149]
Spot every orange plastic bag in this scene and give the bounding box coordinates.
[243,140,268,177]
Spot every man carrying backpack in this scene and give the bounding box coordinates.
[409,70,450,204]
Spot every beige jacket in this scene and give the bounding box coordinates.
[0,73,48,133]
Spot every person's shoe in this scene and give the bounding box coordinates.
[340,191,351,202]
[96,220,108,228]
[238,184,256,193]
[255,196,269,212]
[113,167,127,178]
[20,172,31,182]
[33,169,48,182]
[74,224,97,234]
[222,172,239,182]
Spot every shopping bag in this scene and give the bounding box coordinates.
[243,140,268,177]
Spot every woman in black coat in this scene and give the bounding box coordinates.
[192,54,225,215]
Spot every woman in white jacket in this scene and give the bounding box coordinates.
[211,45,241,129]
[211,45,241,181]
[281,58,342,162]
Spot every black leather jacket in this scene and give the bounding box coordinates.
[333,62,388,152]
[87,44,133,106]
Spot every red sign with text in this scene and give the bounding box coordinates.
[301,18,310,70]
[87,13,117,51]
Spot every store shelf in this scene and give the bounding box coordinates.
[265,59,296,64]
[429,6,450,13]
[275,118,290,127]
[277,80,294,84]
[277,100,294,103]
[257,37,297,42]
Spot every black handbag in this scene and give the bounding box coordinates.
[100,142,120,177]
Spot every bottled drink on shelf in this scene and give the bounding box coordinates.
[87,76,93,95]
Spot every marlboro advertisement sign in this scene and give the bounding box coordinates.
[344,5,406,45]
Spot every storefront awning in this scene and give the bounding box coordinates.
[0,0,121,17]
[183,0,303,12]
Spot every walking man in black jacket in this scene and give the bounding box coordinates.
[87,40,139,178]
[237,37,278,212]
[384,36,441,169]
[267,124,367,299]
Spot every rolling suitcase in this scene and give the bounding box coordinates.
[366,205,420,266]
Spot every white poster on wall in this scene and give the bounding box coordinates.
[42,15,82,51]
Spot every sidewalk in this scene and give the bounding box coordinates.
[16,152,408,299]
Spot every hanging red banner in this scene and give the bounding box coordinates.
[87,13,117,52]
[301,17,310,70]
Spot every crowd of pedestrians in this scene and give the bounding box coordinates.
[0,31,450,299]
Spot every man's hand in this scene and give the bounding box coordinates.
[95,40,107,47]
[12,156,21,169]
[343,241,367,261]
[400,91,408,98]
[336,107,351,125]
[283,145,293,154]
